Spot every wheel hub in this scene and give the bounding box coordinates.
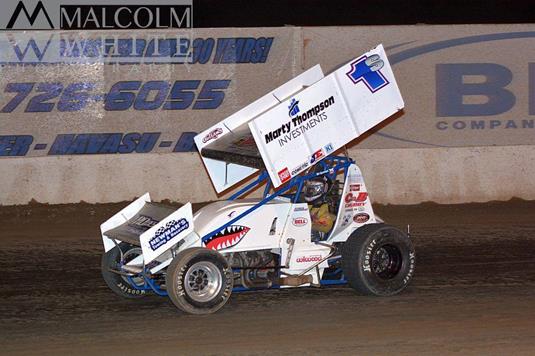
[184,261,222,302]
[371,244,402,280]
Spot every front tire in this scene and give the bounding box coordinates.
[166,248,233,314]
[342,223,415,296]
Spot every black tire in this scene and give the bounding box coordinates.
[166,247,233,315]
[342,223,415,296]
[101,243,148,299]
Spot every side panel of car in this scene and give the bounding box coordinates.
[329,163,377,243]
[279,202,331,284]
[193,199,293,253]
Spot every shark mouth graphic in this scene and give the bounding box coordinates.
[205,225,250,250]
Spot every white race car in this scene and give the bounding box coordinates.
[100,44,415,314]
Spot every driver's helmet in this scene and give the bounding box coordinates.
[304,176,330,204]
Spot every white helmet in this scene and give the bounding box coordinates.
[304,178,328,203]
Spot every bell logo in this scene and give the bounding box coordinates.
[292,217,308,227]
[6,1,54,29]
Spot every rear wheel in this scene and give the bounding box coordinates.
[101,243,148,298]
[166,248,233,314]
[342,223,415,296]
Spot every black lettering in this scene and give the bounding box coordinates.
[265,132,274,144]
[7,1,54,29]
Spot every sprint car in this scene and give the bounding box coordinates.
[100,44,415,314]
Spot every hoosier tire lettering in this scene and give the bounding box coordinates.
[116,282,144,296]
[362,238,376,272]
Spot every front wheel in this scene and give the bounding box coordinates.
[342,223,415,296]
[166,248,233,314]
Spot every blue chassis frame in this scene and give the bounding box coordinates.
[128,156,354,295]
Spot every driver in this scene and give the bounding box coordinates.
[304,176,336,237]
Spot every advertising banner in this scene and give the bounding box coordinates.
[303,24,535,148]
[2,24,535,205]
[0,27,300,158]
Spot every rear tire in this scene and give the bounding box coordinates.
[101,243,148,299]
[342,223,415,296]
[166,248,233,314]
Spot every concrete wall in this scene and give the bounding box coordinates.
[2,145,533,205]
[1,24,535,205]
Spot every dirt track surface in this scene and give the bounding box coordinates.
[2,200,535,355]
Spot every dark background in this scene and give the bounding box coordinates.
[194,0,535,27]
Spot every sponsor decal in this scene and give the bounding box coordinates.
[309,148,325,164]
[288,98,300,116]
[341,213,352,227]
[205,225,250,250]
[149,218,189,251]
[202,128,223,143]
[294,206,308,212]
[345,192,368,203]
[291,160,309,176]
[345,202,366,208]
[353,213,370,224]
[324,142,334,154]
[292,217,308,227]
[296,255,322,263]
[264,96,335,146]
[346,54,389,93]
[350,184,361,191]
[344,192,368,208]
[128,214,159,231]
[278,167,291,183]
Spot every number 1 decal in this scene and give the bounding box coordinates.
[346,54,389,93]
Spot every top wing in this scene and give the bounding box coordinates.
[194,65,325,193]
[200,125,263,169]
[195,44,404,192]
[249,44,404,187]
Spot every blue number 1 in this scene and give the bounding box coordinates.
[346,56,388,92]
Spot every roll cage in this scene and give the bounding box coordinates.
[201,155,354,245]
